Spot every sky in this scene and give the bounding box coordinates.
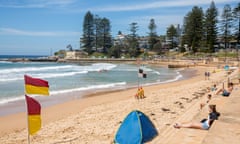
[0,0,238,55]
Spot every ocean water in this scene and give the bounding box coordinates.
[0,56,182,107]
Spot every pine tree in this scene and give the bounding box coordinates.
[205,1,218,53]
[81,11,94,54]
[233,3,240,61]
[166,24,177,49]
[100,18,112,54]
[183,6,204,53]
[148,19,158,50]
[128,22,139,57]
[220,4,233,50]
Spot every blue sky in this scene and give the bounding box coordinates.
[0,0,238,55]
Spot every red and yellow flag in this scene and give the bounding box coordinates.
[25,95,41,135]
[24,75,49,96]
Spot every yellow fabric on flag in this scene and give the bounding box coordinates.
[28,115,41,135]
[25,84,49,96]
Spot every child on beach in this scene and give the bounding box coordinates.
[135,88,140,99]
[135,87,145,99]
[139,87,145,99]
[211,84,217,92]
[174,105,220,130]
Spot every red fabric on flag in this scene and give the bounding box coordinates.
[24,75,49,87]
[25,95,41,115]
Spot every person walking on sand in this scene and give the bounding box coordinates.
[204,72,208,80]
[207,72,210,80]
[173,105,220,130]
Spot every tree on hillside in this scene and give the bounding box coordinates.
[127,22,140,57]
[66,44,73,51]
[205,1,218,53]
[233,2,240,61]
[148,19,158,50]
[93,15,102,52]
[100,18,112,54]
[166,24,177,49]
[233,3,240,45]
[81,11,94,54]
[153,41,162,54]
[183,6,204,53]
[220,4,233,61]
[220,4,233,50]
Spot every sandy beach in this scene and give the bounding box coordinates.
[0,65,230,143]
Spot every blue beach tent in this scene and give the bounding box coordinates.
[114,110,158,144]
[224,65,229,71]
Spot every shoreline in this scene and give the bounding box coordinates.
[0,68,205,132]
[1,65,226,143]
[0,66,193,117]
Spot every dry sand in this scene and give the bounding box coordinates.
[0,66,228,144]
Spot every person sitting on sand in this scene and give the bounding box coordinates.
[200,94,212,110]
[211,84,217,92]
[174,105,220,130]
[215,82,233,97]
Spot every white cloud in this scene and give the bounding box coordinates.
[0,0,76,8]
[93,0,238,12]
[0,28,81,37]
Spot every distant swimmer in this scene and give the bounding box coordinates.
[99,69,107,72]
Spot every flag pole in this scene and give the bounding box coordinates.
[137,59,140,88]
[24,75,30,144]
[24,95,31,144]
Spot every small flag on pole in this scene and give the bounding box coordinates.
[25,95,41,135]
[143,73,147,78]
[138,69,147,78]
[24,75,49,96]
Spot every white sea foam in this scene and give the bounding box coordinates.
[0,71,88,82]
[0,82,126,105]
[0,63,117,82]
[50,82,126,95]
[0,62,182,107]
[0,65,75,74]
[0,95,25,105]
[0,61,12,64]
[34,71,88,79]
[143,71,183,86]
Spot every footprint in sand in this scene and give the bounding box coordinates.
[161,108,170,112]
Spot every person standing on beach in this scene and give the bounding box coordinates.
[204,72,208,80]
[207,72,210,80]
[139,87,145,99]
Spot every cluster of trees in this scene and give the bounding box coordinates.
[80,2,240,58]
[81,11,112,55]
[181,2,240,53]
[81,11,143,58]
